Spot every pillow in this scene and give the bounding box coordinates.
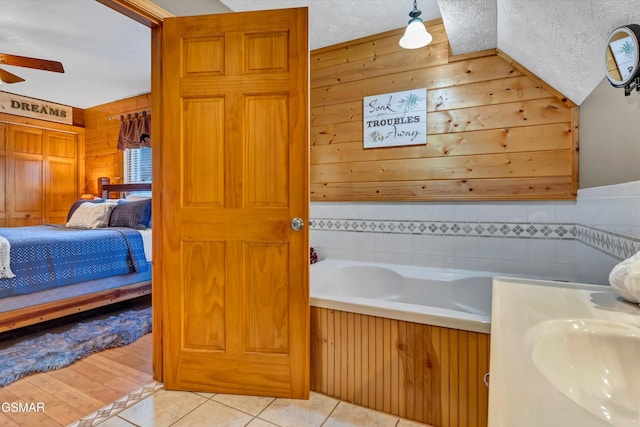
[66,198,105,222]
[108,198,152,230]
[66,202,115,229]
[125,195,151,201]
[124,195,152,227]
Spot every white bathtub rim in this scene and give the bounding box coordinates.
[310,258,499,334]
[310,294,491,334]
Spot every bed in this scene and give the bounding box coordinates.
[0,179,152,332]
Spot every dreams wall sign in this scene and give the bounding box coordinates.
[0,91,72,125]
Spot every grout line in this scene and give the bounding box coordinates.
[253,395,278,419]
[110,415,141,427]
[319,399,341,426]
[209,395,276,419]
[248,417,279,427]
[162,392,211,427]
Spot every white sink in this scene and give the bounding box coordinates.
[525,319,640,426]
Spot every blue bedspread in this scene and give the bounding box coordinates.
[0,225,149,299]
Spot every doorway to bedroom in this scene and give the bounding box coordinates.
[0,4,310,424]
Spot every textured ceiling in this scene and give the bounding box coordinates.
[497,0,640,105]
[218,0,442,51]
[439,0,497,55]
[1,0,640,108]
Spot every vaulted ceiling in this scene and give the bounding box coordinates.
[0,0,638,109]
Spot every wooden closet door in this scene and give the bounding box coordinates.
[8,125,44,226]
[44,130,78,224]
[0,124,6,227]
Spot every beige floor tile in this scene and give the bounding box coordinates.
[258,392,339,427]
[117,389,207,426]
[322,402,398,427]
[212,393,276,416]
[195,391,216,399]
[246,418,279,427]
[172,400,253,427]
[96,416,138,426]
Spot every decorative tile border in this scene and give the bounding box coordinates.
[310,218,640,261]
[310,218,576,239]
[576,224,640,261]
[67,381,163,427]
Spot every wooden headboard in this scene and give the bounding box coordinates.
[97,177,152,199]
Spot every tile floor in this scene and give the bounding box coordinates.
[68,381,433,427]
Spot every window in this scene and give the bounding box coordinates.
[124,147,152,183]
[124,147,152,196]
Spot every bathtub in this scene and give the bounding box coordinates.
[309,258,498,426]
[310,258,496,334]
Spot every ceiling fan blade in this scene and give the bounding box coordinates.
[0,53,64,73]
[0,68,26,84]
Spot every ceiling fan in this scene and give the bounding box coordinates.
[0,53,64,84]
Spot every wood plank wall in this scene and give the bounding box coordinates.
[84,94,151,195]
[310,307,490,427]
[310,19,579,201]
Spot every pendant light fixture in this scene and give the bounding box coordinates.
[399,0,433,49]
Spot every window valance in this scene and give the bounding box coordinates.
[118,112,151,150]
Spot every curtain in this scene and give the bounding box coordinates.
[117,113,151,150]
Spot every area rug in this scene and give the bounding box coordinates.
[0,306,151,387]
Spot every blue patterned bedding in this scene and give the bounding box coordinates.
[0,225,149,299]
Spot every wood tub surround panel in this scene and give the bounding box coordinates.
[310,307,490,427]
[310,19,578,201]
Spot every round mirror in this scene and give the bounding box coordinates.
[605,24,640,87]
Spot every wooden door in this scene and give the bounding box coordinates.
[7,125,44,226]
[0,124,6,227]
[44,131,78,224]
[159,8,309,398]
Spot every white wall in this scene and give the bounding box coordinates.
[580,78,640,188]
[310,181,640,285]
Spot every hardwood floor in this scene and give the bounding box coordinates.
[0,301,153,427]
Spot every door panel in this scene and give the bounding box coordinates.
[45,158,76,223]
[183,240,226,350]
[183,98,225,206]
[45,131,78,224]
[245,95,289,207]
[8,125,43,226]
[244,241,289,354]
[0,124,6,226]
[245,32,289,73]
[160,8,309,398]
[183,37,224,76]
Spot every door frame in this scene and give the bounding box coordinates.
[97,2,310,388]
[97,0,174,381]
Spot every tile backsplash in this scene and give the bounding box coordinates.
[575,180,640,283]
[310,181,640,284]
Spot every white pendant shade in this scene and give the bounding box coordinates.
[399,19,432,49]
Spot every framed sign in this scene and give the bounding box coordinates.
[363,88,427,149]
[0,91,73,125]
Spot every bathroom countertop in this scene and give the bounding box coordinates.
[488,276,640,427]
